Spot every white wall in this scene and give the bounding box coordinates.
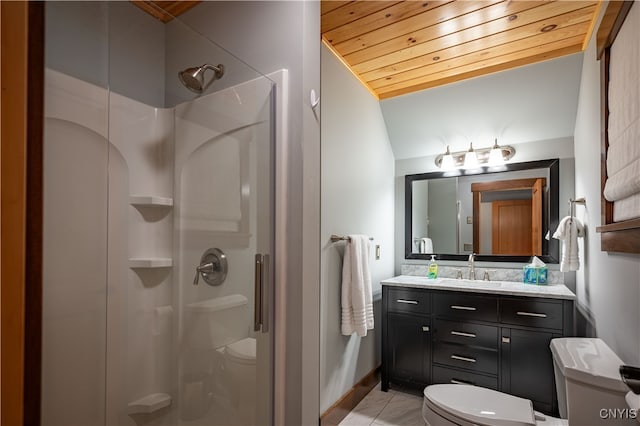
[573,6,640,364]
[300,3,322,423]
[45,2,166,107]
[320,44,395,413]
[427,178,457,254]
[380,54,583,160]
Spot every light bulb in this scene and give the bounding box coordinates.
[440,145,454,169]
[463,143,478,168]
[489,139,504,165]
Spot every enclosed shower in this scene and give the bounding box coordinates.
[42,2,284,425]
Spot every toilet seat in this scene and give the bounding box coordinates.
[424,384,537,426]
[224,337,256,365]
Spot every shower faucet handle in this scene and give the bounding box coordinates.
[192,248,228,286]
[193,262,214,285]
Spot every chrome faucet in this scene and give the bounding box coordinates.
[468,253,476,280]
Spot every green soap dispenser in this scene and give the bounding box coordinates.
[428,255,438,279]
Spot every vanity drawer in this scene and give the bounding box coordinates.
[434,319,498,349]
[386,288,430,315]
[500,298,563,330]
[433,342,498,375]
[432,365,498,390]
[433,292,498,322]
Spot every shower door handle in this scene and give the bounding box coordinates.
[254,254,270,333]
[261,254,270,333]
[254,254,263,332]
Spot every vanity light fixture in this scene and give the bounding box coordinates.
[434,140,516,169]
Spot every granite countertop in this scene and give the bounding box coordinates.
[381,275,576,300]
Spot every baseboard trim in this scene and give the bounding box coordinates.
[320,365,381,426]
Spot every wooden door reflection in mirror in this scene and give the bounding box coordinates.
[471,178,546,256]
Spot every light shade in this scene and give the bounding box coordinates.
[463,143,478,168]
[488,139,504,165]
[441,146,454,170]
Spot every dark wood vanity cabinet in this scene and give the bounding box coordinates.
[385,288,432,387]
[387,314,431,387]
[382,286,574,415]
[501,327,558,414]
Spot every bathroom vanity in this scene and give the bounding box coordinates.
[381,276,575,415]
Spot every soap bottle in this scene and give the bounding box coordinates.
[427,255,438,279]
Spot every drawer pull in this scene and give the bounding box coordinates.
[516,311,547,318]
[396,299,418,305]
[450,305,476,311]
[451,378,473,385]
[451,354,476,363]
[451,331,476,338]
[422,326,430,332]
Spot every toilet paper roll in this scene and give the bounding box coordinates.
[153,305,173,336]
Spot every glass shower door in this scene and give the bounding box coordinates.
[163,11,276,426]
[173,71,275,425]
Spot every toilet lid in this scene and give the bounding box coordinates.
[225,337,256,364]
[424,385,536,426]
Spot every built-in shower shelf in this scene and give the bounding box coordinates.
[129,196,173,207]
[129,258,173,268]
[127,392,172,414]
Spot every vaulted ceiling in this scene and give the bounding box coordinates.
[322,1,601,99]
[131,1,600,100]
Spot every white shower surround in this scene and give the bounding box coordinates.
[42,68,285,425]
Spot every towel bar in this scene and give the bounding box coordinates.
[330,234,374,243]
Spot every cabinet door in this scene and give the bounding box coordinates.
[501,328,557,414]
[387,313,431,386]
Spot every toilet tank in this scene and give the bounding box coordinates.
[551,338,632,424]
[625,392,640,424]
[184,294,249,349]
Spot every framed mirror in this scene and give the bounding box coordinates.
[405,159,560,263]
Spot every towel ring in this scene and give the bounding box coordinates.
[568,197,586,218]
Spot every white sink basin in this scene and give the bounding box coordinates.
[440,278,503,287]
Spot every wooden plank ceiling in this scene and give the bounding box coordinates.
[130,1,201,23]
[322,0,601,99]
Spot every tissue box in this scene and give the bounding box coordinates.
[523,266,548,285]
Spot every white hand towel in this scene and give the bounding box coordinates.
[420,237,433,254]
[552,216,585,272]
[341,235,374,337]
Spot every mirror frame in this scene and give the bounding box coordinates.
[405,158,560,263]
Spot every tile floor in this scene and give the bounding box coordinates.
[339,384,425,426]
[338,383,568,426]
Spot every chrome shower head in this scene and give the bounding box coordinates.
[178,63,225,94]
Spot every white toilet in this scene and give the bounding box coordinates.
[184,294,257,421]
[222,336,257,423]
[423,338,638,425]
